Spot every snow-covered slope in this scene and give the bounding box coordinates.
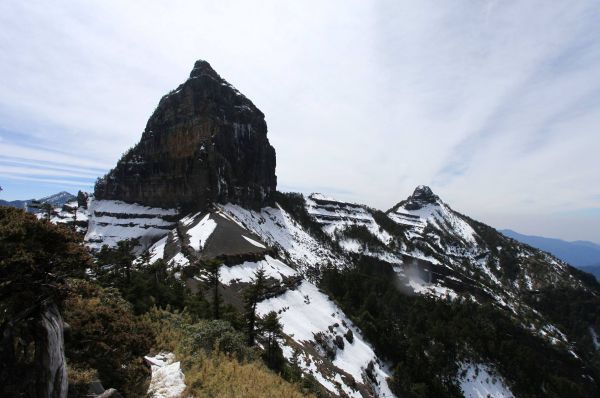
[386,186,583,299]
[84,199,178,252]
[214,257,394,397]
[306,194,391,244]
[302,187,587,351]
[458,363,514,398]
[142,207,395,397]
[388,185,477,245]
[305,194,403,265]
[74,187,599,398]
[221,203,345,274]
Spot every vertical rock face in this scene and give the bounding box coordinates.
[95,60,277,211]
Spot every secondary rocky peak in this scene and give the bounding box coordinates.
[388,185,441,213]
[411,185,438,202]
[95,60,277,211]
[402,185,440,210]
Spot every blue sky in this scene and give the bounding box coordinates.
[1,0,599,243]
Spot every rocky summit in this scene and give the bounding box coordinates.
[94,60,276,211]
[395,184,440,210]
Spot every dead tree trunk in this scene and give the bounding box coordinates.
[34,303,68,398]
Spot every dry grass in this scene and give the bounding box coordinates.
[180,350,312,398]
[145,308,315,398]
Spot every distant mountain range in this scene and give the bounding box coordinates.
[0,191,75,211]
[501,229,600,280]
[580,264,600,281]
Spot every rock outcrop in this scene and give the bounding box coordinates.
[393,185,440,211]
[95,60,277,211]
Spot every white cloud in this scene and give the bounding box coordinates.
[0,0,599,241]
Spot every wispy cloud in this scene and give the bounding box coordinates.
[0,0,599,241]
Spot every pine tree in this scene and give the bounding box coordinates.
[244,267,266,345]
[76,190,88,209]
[139,250,151,271]
[115,239,137,282]
[200,259,223,319]
[41,202,53,220]
[260,310,284,369]
[95,239,138,282]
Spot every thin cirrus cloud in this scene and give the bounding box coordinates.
[0,0,599,242]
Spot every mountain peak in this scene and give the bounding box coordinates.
[95,59,277,211]
[412,185,435,198]
[388,185,441,212]
[189,59,219,79]
[410,185,439,204]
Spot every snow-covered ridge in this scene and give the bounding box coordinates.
[139,204,395,397]
[389,200,477,245]
[220,203,345,273]
[85,199,178,252]
[306,194,391,244]
[305,194,406,265]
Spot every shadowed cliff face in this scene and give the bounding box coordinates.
[95,60,276,211]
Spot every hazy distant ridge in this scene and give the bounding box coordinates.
[501,229,600,268]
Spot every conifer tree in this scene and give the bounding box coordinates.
[115,239,137,282]
[200,259,223,319]
[244,267,266,345]
[260,310,284,369]
[76,190,88,209]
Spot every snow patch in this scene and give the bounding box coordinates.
[390,201,477,245]
[186,213,217,251]
[591,327,600,350]
[146,353,186,398]
[408,277,458,300]
[257,281,394,396]
[219,255,297,285]
[91,200,177,216]
[242,235,266,248]
[148,235,168,264]
[458,362,514,398]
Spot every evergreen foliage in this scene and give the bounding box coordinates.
[524,287,600,384]
[320,256,600,398]
[0,207,90,396]
[94,244,190,315]
[338,224,385,251]
[199,259,223,320]
[244,267,267,345]
[259,311,285,371]
[63,279,154,397]
[76,191,88,209]
[0,207,89,320]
